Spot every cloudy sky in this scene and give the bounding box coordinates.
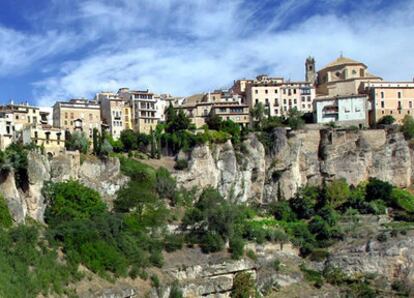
[0,0,413,106]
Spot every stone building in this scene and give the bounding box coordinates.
[21,124,65,156]
[95,92,126,140]
[316,55,382,96]
[243,75,316,117]
[53,99,101,139]
[117,88,159,134]
[362,81,414,125]
[314,94,368,127]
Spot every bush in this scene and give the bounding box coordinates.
[377,115,395,125]
[365,178,393,203]
[169,280,183,298]
[229,236,245,260]
[391,188,414,212]
[65,131,89,154]
[231,272,256,298]
[246,249,257,261]
[402,115,414,139]
[174,159,188,170]
[156,167,176,200]
[164,234,184,252]
[272,259,281,271]
[201,231,225,253]
[300,264,324,288]
[309,249,330,262]
[151,274,160,288]
[44,181,106,226]
[270,201,296,222]
[324,178,350,208]
[0,195,12,228]
[289,186,319,219]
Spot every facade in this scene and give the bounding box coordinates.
[362,81,414,125]
[243,75,316,117]
[22,124,65,156]
[314,94,368,127]
[305,56,317,84]
[0,111,14,150]
[53,99,101,139]
[96,92,125,139]
[178,91,249,128]
[0,103,42,131]
[118,88,159,134]
[316,56,382,96]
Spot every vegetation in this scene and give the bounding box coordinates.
[402,115,414,139]
[65,131,89,154]
[231,272,256,298]
[0,194,13,228]
[377,115,396,125]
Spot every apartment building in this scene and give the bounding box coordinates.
[0,111,14,150]
[22,124,65,156]
[118,88,159,134]
[154,94,183,123]
[243,75,316,117]
[0,102,42,130]
[362,81,414,125]
[314,94,368,127]
[95,92,125,140]
[53,99,101,139]
[178,91,249,128]
[316,55,382,96]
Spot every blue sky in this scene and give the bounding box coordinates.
[0,0,413,107]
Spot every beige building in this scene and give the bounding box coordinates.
[243,75,316,117]
[178,91,249,128]
[53,99,101,139]
[362,81,414,125]
[316,56,382,96]
[0,102,42,130]
[95,92,126,140]
[118,88,159,134]
[22,124,65,156]
[0,111,14,150]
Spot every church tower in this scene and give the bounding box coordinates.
[305,56,316,84]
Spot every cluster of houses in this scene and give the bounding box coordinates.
[1,55,413,156]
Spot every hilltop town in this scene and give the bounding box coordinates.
[1,55,413,156]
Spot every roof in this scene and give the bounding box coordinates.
[322,56,366,70]
[180,94,205,107]
[314,94,368,102]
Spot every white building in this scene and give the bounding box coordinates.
[314,94,368,127]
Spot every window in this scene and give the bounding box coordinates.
[255,90,258,94]
[381,101,384,108]
[398,101,402,109]
[265,89,268,94]
[57,133,61,145]
[45,132,50,144]
[293,99,297,104]
[265,98,269,105]
[302,104,305,109]
[89,113,93,121]
[283,99,286,104]
[307,96,311,102]
[255,99,259,105]
[381,92,384,99]
[65,112,68,119]
[275,89,278,94]
[410,101,413,109]
[274,109,279,114]
[274,99,278,106]
[293,89,297,94]
[398,91,402,99]
[70,112,74,119]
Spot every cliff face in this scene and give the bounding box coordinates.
[175,128,414,203]
[0,151,127,223]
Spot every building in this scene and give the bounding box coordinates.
[21,124,65,156]
[118,88,159,134]
[0,102,42,130]
[362,81,414,125]
[305,56,317,84]
[154,94,183,123]
[210,102,250,127]
[53,99,101,139]
[0,111,14,150]
[178,91,249,128]
[95,92,126,140]
[314,94,368,127]
[243,75,316,117]
[316,55,382,96]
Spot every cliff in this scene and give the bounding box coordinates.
[175,128,414,203]
[0,151,128,223]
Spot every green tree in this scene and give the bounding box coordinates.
[290,186,319,219]
[365,178,393,203]
[92,128,100,155]
[99,138,113,157]
[120,129,137,151]
[250,102,265,130]
[287,107,305,130]
[402,115,414,139]
[206,113,223,131]
[324,178,351,208]
[44,180,107,226]
[377,115,395,125]
[65,131,89,154]
[231,272,256,298]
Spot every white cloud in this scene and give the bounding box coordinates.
[2,0,414,106]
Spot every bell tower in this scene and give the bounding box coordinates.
[305,56,316,84]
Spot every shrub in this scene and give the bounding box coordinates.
[272,259,281,271]
[377,115,395,125]
[367,200,387,215]
[0,195,12,228]
[377,233,388,242]
[151,274,160,288]
[246,249,257,261]
[201,231,225,253]
[300,264,324,288]
[365,178,393,203]
[270,201,296,222]
[44,181,106,226]
[149,250,164,268]
[309,249,330,262]
[229,236,245,260]
[402,115,414,139]
[174,159,188,170]
[390,188,414,212]
[156,167,176,200]
[324,178,350,208]
[169,280,183,298]
[65,131,89,154]
[231,272,256,298]
[289,186,318,219]
[164,234,184,252]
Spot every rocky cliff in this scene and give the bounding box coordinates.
[0,151,127,223]
[175,128,414,203]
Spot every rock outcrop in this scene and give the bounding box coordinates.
[0,151,127,223]
[175,128,414,204]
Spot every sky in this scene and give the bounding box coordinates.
[0,0,413,107]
